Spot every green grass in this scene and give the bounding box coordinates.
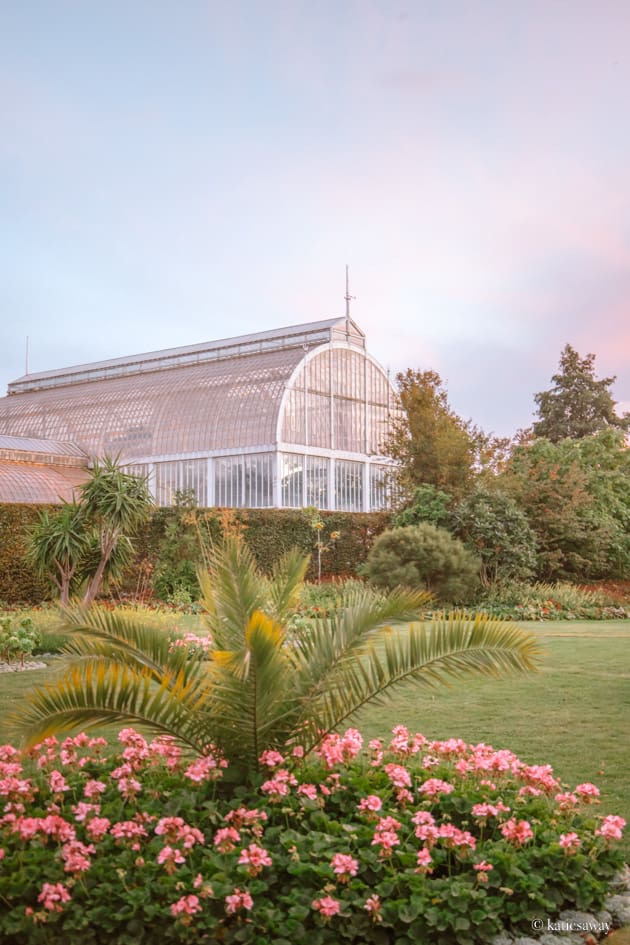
[354,619,630,857]
[0,616,628,857]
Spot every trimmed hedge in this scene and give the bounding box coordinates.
[0,505,53,605]
[0,504,391,605]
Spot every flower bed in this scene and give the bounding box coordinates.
[0,727,625,944]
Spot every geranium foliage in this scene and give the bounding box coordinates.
[0,726,624,945]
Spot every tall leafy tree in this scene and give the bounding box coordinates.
[533,344,629,442]
[449,486,537,586]
[80,457,153,606]
[16,536,540,774]
[502,430,630,580]
[26,503,91,604]
[388,369,475,499]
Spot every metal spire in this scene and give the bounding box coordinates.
[344,265,355,335]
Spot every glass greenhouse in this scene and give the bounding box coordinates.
[0,317,396,510]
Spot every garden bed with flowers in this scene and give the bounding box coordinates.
[0,725,626,945]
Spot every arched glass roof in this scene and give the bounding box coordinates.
[0,318,382,464]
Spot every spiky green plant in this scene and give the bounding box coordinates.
[15,538,542,773]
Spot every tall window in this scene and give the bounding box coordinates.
[215,454,273,508]
[335,459,363,512]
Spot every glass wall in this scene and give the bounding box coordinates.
[369,464,392,511]
[335,459,363,512]
[214,453,273,508]
[282,348,391,455]
[154,458,208,507]
[281,453,330,509]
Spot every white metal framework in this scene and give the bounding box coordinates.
[0,318,396,510]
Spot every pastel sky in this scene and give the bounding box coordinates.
[1,1,629,436]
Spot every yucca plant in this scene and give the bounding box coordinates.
[15,537,542,775]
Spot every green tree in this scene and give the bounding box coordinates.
[392,484,451,528]
[25,503,91,604]
[502,431,630,580]
[16,536,540,774]
[80,457,153,606]
[360,523,481,603]
[388,369,475,500]
[449,486,537,586]
[533,344,629,442]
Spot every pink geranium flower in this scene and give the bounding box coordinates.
[170,894,202,918]
[500,818,534,846]
[330,852,359,882]
[575,782,601,801]
[225,888,254,915]
[38,882,72,912]
[415,847,433,873]
[238,843,273,876]
[312,895,341,919]
[596,815,626,841]
[384,763,412,789]
[364,894,382,922]
[358,794,382,814]
[157,845,186,873]
[214,826,241,852]
[419,778,454,797]
[559,832,581,853]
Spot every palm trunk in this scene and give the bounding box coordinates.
[82,532,117,606]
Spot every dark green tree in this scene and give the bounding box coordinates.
[449,486,537,586]
[392,484,451,528]
[388,369,475,500]
[502,430,630,580]
[533,344,629,442]
[360,523,481,603]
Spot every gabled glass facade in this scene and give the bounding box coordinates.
[0,318,396,510]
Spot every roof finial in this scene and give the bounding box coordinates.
[344,264,355,333]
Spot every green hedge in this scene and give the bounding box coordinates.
[0,504,53,605]
[0,504,391,605]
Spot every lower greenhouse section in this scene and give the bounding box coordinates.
[124,451,393,512]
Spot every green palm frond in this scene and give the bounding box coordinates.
[16,536,542,774]
[301,613,542,746]
[58,606,196,679]
[292,585,432,694]
[265,548,310,621]
[15,659,212,752]
[199,537,267,648]
[207,611,298,765]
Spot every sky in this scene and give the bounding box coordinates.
[1,0,630,437]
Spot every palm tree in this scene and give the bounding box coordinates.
[16,537,541,774]
[26,503,91,605]
[79,457,153,606]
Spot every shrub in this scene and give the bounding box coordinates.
[449,487,537,586]
[478,581,629,621]
[361,524,481,603]
[0,726,624,944]
[0,616,41,666]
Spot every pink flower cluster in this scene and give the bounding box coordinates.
[330,852,358,882]
[596,815,626,841]
[312,895,341,919]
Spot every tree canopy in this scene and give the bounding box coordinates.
[533,344,629,442]
[388,368,475,500]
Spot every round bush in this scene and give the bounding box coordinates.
[361,524,481,602]
[0,727,624,945]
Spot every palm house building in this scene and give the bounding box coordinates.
[0,318,396,511]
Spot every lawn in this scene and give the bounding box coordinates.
[1,616,628,858]
[354,619,630,858]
